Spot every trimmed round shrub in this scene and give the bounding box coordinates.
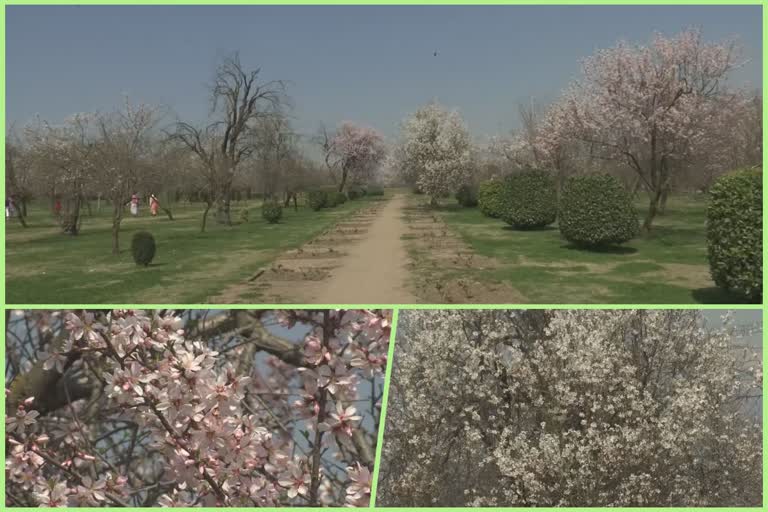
[706,168,762,301]
[261,202,283,224]
[131,231,156,267]
[367,186,385,197]
[455,184,478,207]
[333,191,347,205]
[478,180,504,218]
[307,190,328,211]
[325,192,339,207]
[559,174,639,247]
[500,169,557,229]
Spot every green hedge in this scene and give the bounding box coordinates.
[706,168,762,301]
[499,169,557,229]
[478,180,504,218]
[559,174,639,247]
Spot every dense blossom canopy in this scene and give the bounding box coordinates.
[377,309,761,507]
[6,309,390,507]
[328,122,387,189]
[394,102,472,202]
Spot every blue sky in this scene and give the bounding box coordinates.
[7,4,762,148]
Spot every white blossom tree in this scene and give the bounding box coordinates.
[377,309,761,507]
[393,102,472,205]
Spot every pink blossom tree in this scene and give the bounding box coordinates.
[320,122,387,193]
[6,309,390,507]
[544,29,743,230]
[23,114,99,236]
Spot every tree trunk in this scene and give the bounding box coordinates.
[201,202,213,233]
[658,185,670,215]
[642,188,663,232]
[338,167,349,193]
[555,169,566,203]
[14,200,28,228]
[216,185,232,225]
[111,200,122,255]
[62,195,82,236]
[16,211,28,228]
[631,176,644,199]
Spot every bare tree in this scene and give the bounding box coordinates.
[171,53,287,231]
[251,113,299,201]
[316,122,339,185]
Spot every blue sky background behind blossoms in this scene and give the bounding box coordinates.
[6,4,762,156]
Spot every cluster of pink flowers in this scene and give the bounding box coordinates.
[6,309,389,507]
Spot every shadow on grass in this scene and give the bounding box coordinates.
[501,225,558,233]
[561,243,638,255]
[130,262,167,268]
[691,287,756,304]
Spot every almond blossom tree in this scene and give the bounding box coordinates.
[378,309,761,507]
[545,29,742,230]
[394,102,472,205]
[93,99,163,254]
[23,114,98,235]
[6,309,390,507]
[320,122,387,192]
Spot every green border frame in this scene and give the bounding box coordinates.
[2,1,766,510]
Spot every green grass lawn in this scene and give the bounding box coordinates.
[426,194,748,304]
[6,196,383,304]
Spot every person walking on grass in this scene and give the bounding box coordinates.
[150,193,160,217]
[6,197,16,219]
[129,193,140,216]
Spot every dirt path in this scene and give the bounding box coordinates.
[210,194,418,303]
[310,194,417,303]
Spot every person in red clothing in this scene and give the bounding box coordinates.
[149,194,159,216]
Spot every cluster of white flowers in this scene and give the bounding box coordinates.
[394,102,472,202]
[378,310,761,507]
